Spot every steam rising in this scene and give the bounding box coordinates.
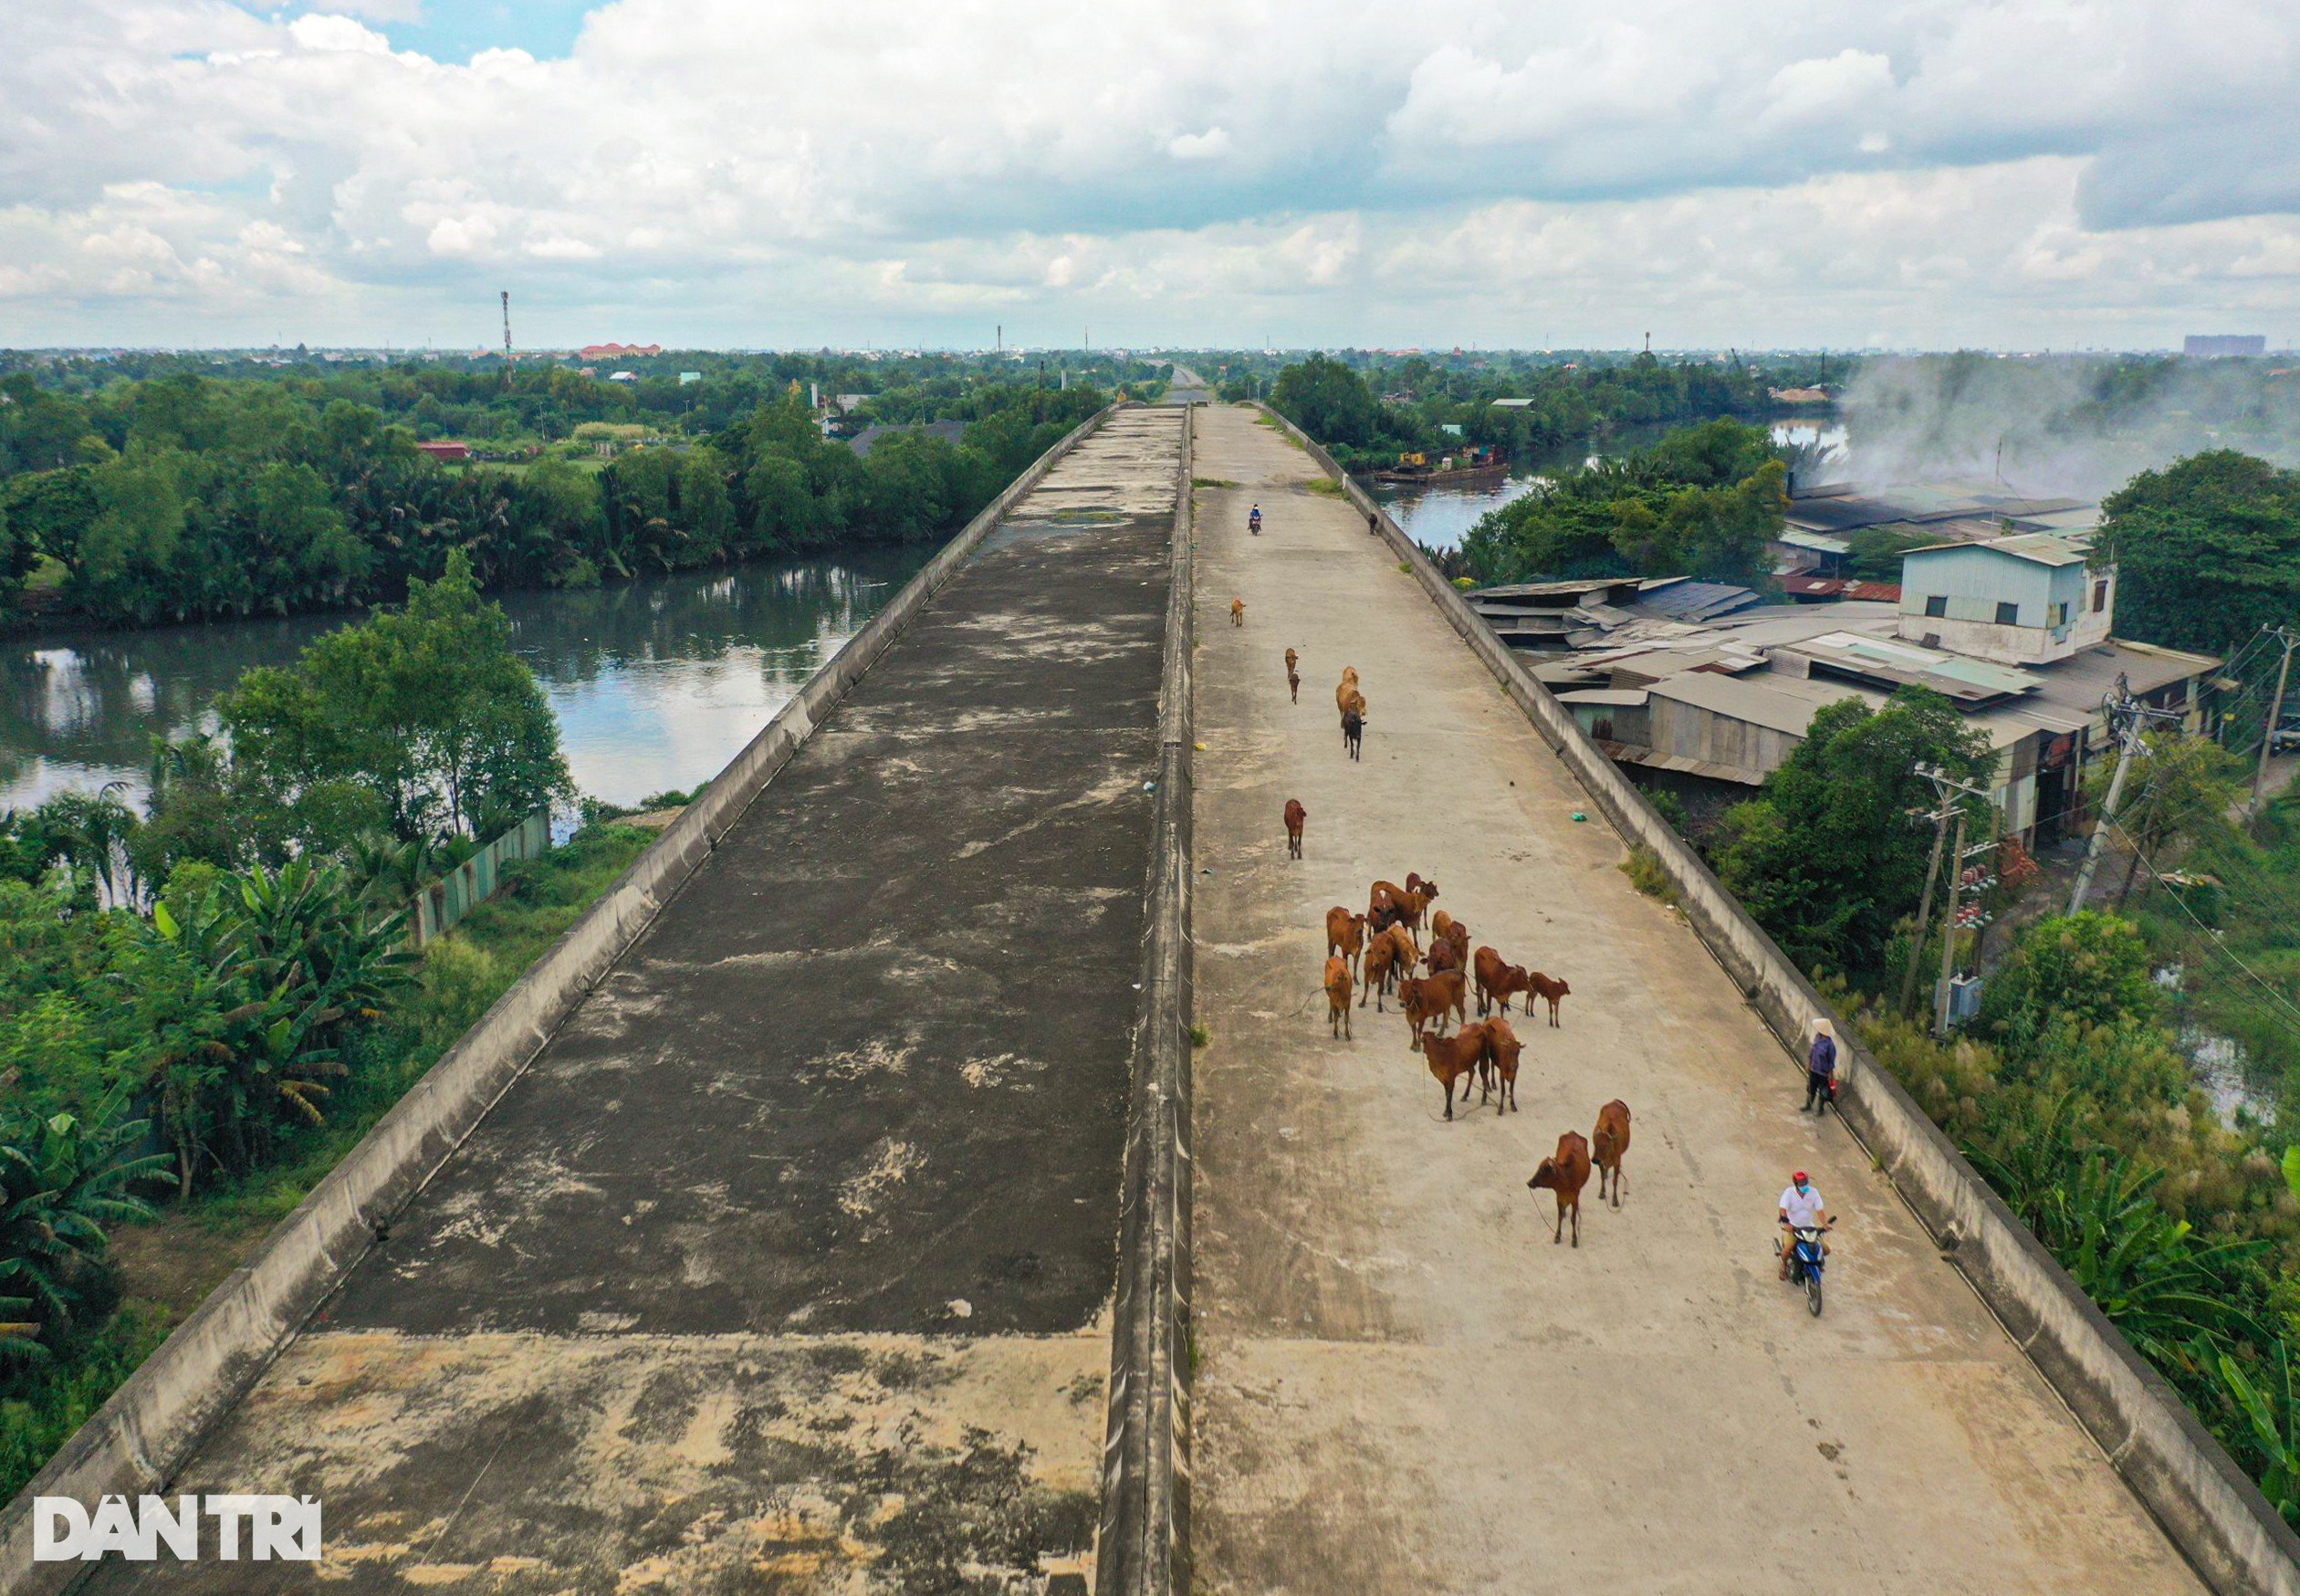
[1836,355,2300,499]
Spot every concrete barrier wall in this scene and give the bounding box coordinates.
[1253,402,2300,1596]
[0,406,1122,1596]
[1099,405,1196,1596]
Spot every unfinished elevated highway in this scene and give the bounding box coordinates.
[9,400,2294,1596]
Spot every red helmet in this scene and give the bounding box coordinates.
[1792,1171,1808,1184]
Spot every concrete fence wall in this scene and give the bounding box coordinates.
[1099,403,1196,1596]
[1253,402,2300,1596]
[408,808,551,947]
[0,405,1122,1596]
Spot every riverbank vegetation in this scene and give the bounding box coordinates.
[1249,348,1836,475]
[1689,682,2300,1516]
[0,565,649,1497]
[0,353,1121,628]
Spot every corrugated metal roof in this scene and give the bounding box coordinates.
[1907,532,2089,568]
[1780,529,1853,554]
[1635,580,1763,622]
[1557,688,1651,706]
[1647,670,1885,735]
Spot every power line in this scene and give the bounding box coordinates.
[2109,815,2300,1041]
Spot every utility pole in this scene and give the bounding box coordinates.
[500,290,513,366]
[2253,624,2298,811]
[1936,805,1971,1038]
[1905,764,1992,1024]
[2067,676,2186,914]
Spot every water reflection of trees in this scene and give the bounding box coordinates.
[0,548,930,802]
[497,549,927,685]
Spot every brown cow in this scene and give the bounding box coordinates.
[1289,668,1302,704]
[1231,598,1246,627]
[1283,798,1306,860]
[1324,956,1354,1040]
[1594,1100,1632,1207]
[1425,937,1461,978]
[1528,1131,1594,1246]
[1414,1020,1490,1121]
[1334,668,1359,714]
[1285,647,1299,673]
[1324,907,1367,980]
[1368,881,1434,934]
[1481,1016,1522,1114]
[1525,972,1571,1027]
[1406,871,1439,901]
[1472,946,1532,1017]
[1431,912,1470,973]
[1361,923,1416,1009]
[1398,970,1467,1038]
[1342,704,1363,760]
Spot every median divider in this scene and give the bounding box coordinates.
[1253,402,2300,1596]
[0,405,1124,1596]
[1097,403,1196,1596]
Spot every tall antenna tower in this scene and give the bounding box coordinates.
[500,291,514,365]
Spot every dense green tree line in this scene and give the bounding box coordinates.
[2098,450,2300,659]
[1453,417,1792,588]
[0,366,1107,625]
[1257,349,1824,473]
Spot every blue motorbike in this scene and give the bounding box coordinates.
[1783,1225,1830,1316]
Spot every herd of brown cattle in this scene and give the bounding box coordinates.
[1284,652,1625,1248]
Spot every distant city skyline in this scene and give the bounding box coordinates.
[4,2,2296,351]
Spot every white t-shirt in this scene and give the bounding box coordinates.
[1779,1184,1826,1228]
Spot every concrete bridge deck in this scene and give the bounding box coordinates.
[1185,402,2204,1595]
[89,408,1187,1593]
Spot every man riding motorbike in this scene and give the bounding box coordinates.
[1249,504,1262,534]
[1777,1170,1831,1281]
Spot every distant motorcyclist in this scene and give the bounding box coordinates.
[1249,504,1262,534]
[1778,1171,1831,1281]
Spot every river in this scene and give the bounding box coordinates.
[1374,419,1849,553]
[0,547,932,815]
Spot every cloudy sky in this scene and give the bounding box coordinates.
[4,0,2296,351]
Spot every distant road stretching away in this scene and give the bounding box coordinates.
[1184,401,2204,1594]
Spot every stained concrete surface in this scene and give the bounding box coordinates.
[1186,402,2206,1595]
[88,408,1185,1594]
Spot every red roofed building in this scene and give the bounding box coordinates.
[415,441,470,463]
[580,343,662,360]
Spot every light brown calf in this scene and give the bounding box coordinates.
[1594,1100,1632,1207]
[1324,956,1354,1040]
[1360,923,1417,1010]
[1231,598,1246,627]
[1525,972,1571,1027]
[1324,907,1367,980]
[1528,1131,1594,1247]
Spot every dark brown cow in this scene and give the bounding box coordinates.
[1342,705,1363,760]
[1324,906,1367,980]
[1368,881,1434,935]
[1406,872,1439,901]
[1481,1016,1522,1114]
[1289,668,1302,704]
[1472,946,1532,1017]
[1283,798,1306,860]
[1324,956,1354,1040]
[1398,969,1467,1038]
[1525,972,1571,1027]
[1414,1020,1490,1121]
[1425,937,1461,978]
[1528,1131,1594,1246]
[1594,1100,1631,1207]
